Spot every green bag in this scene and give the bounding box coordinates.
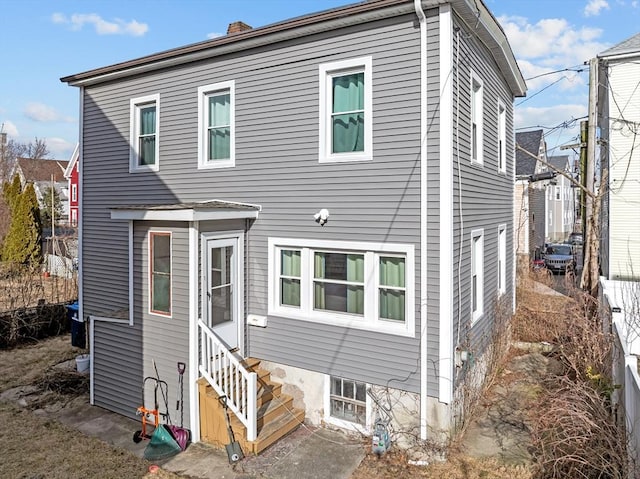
[143,425,182,461]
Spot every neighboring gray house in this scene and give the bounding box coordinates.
[515,130,548,260]
[61,0,525,449]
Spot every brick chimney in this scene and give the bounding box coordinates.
[227,21,252,35]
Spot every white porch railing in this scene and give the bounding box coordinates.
[197,318,257,441]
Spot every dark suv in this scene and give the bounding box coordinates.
[544,243,575,273]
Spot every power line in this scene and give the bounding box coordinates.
[525,66,586,81]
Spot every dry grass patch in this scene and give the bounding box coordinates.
[0,334,80,392]
[352,450,533,479]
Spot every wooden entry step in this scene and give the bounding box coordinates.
[198,358,305,455]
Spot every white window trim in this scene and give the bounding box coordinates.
[197,80,235,169]
[71,184,77,202]
[318,56,373,163]
[148,230,172,318]
[323,375,372,434]
[268,237,414,337]
[497,100,506,173]
[471,229,484,323]
[129,94,160,173]
[470,72,484,165]
[498,224,506,296]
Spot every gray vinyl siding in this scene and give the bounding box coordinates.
[449,14,515,365]
[92,321,142,419]
[81,12,428,410]
[135,222,191,430]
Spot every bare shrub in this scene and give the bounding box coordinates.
[531,377,629,478]
[0,262,77,311]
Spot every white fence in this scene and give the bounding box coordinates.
[602,279,640,476]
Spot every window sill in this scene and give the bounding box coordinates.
[268,308,414,338]
[198,159,235,169]
[319,153,372,164]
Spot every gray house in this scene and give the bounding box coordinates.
[61,0,525,450]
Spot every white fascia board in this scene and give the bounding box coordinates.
[110,209,259,221]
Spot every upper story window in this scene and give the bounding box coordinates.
[471,229,484,322]
[150,231,172,316]
[498,101,506,173]
[71,184,77,203]
[130,94,160,172]
[471,73,484,165]
[269,238,414,337]
[498,225,506,296]
[319,57,372,163]
[198,81,235,169]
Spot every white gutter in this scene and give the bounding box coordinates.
[414,0,429,442]
[438,5,454,407]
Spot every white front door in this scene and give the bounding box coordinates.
[204,236,242,350]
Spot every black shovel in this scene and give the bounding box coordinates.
[219,395,244,464]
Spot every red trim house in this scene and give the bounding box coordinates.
[64,144,79,226]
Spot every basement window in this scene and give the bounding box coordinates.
[324,375,370,432]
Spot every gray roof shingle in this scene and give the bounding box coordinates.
[515,129,544,176]
[599,32,640,57]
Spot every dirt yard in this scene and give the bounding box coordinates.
[0,335,183,479]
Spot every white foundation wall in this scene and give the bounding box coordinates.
[259,360,452,448]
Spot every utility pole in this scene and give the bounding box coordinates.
[580,57,599,294]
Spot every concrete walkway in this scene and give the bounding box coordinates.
[461,342,563,465]
[45,393,365,479]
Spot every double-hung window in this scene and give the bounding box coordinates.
[150,232,172,316]
[130,94,160,172]
[269,238,414,336]
[319,57,372,163]
[471,229,484,322]
[198,81,235,169]
[71,184,77,203]
[498,100,506,173]
[498,225,506,296]
[471,73,484,165]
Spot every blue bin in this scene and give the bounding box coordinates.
[67,302,85,349]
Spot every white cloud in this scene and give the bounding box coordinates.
[0,120,19,137]
[515,104,587,152]
[46,138,76,160]
[24,103,74,123]
[207,32,224,39]
[51,12,148,36]
[584,0,610,16]
[499,15,608,68]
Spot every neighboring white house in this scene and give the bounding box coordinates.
[546,155,576,242]
[598,33,640,281]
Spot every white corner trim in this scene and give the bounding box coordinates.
[414,0,429,442]
[439,4,454,406]
[188,221,200,442]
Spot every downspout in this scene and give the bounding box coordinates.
[413,0,429,442]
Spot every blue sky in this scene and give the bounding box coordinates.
[1,0,638,161]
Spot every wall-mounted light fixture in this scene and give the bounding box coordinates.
[314,208,329,226]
